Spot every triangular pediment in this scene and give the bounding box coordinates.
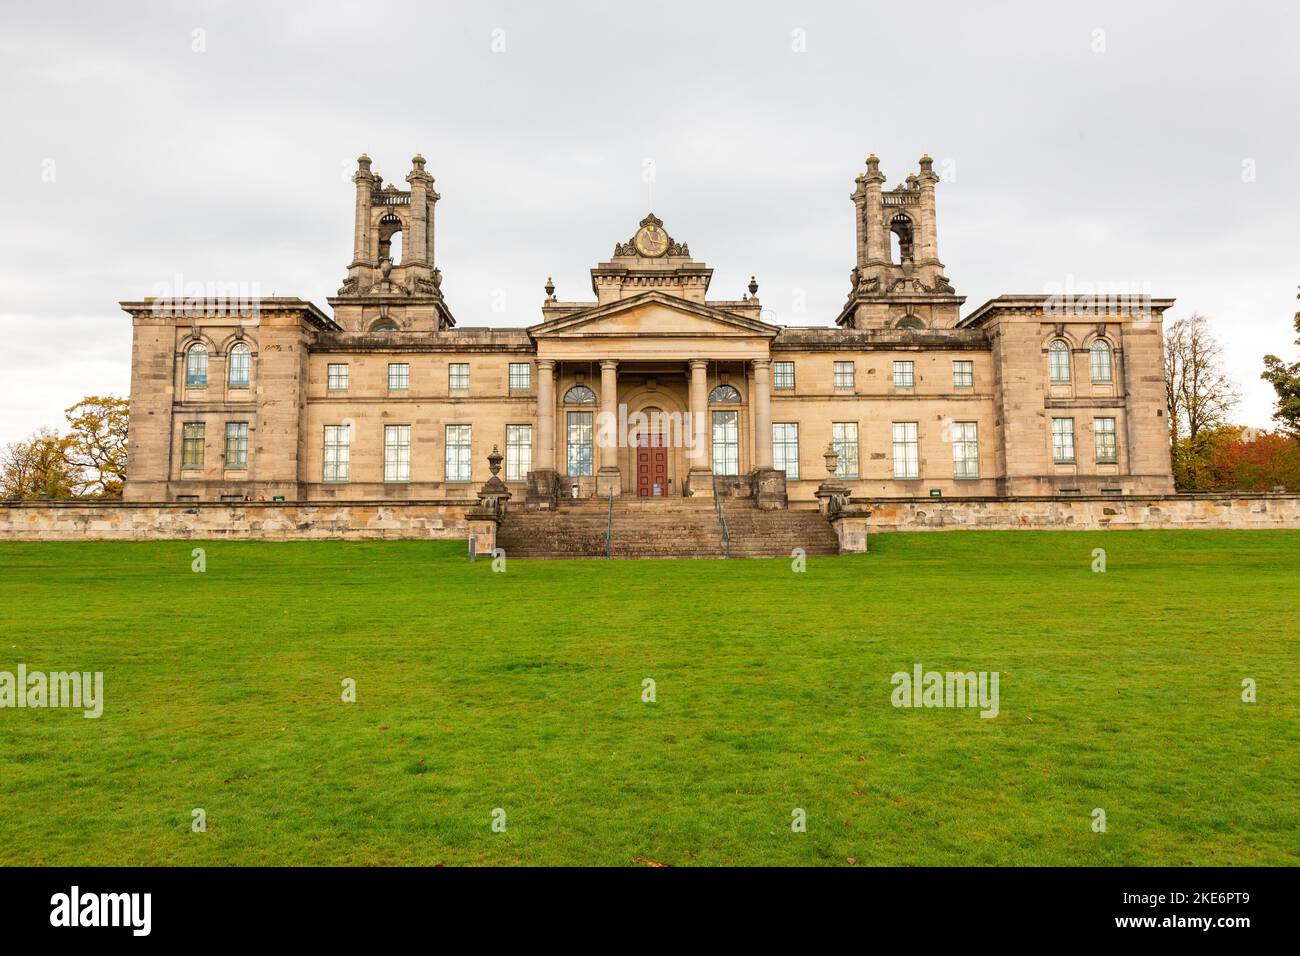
[528,291,777,340]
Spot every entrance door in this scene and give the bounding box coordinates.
[636,434,668,496]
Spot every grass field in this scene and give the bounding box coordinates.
[1,530,1297,867]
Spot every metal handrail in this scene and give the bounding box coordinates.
[712,479,730,559]
[605,490,614,559]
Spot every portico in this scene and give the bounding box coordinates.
[526,288,778,499]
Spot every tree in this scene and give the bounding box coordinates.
[63,395,129,497]
[1261,290,1300,435]
[1163,313,1239,488]
[0,429,80,500]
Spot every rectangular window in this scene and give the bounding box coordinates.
[773,361,795,390]
[220,494,243,503]
[323,425,350,482]
[1094,417,1118,463]
[506,424,532,481]
[951,421,979,479]
[893,361,915,388]
[449,362,469,391]
[327,363,349,391]
[952,360,974,388]
[566,412,593,477]
[832,422,859,479]
[833,361,855,389]
[181,422,204,469]
[892,422,919,479]
[384,424,411,482]
[224,422,248,468]
[712,410,739,475]
[508,362,531,390]
[1052,418,1076,463]
[772,423,800,479]
[445,424,472,482]
[388,363,409,391]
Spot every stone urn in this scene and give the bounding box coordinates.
[823,443,840,478]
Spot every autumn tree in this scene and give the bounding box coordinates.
[0,429,80,500]
[1163,314,1240,488]
[63,395,129,497]
[1261,290,1300,435]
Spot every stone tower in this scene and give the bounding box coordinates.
[835,154,963,330]
[328,153,456,333]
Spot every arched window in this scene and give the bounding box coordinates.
[1090,340,1113,382]
[895,316,926,330]
[563,385,597,404]
[228,342,250,387]
[185,343,208,387]
[708,384,741,404]
[370,320,400,333]
[1048,340,1071,383]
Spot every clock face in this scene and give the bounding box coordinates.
[633,223,670,257]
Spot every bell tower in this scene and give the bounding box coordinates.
[329,153,456,333]
[835,154,963,330]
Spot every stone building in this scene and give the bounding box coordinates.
[121,153,1175,508]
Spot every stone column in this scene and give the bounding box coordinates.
[536,359,556,471]
[685,358,712,496]
[352,155,374,265]
[752,358,773,470]
[597,359,621,496]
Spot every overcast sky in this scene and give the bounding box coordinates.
[1,0,1297,443]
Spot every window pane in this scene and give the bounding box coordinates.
[772,422,799,479]
[182,422,205,468]
[186,346,208,387]
[224,422,248,468]
[1091,341,1113,382]
[952,360,973,388]
[323,424,350,482]
[566,412,593,477]
[327,363,349,391]
[712,410,738,475]
[449,363,469,390]
[1094,417,1117,462]
[506,424,532,481]
[893,361,914,387]
[1052,418,1076,462]
[445,424,471,481]
[228,345,250,387]
[892,421,919,479]
[834,361,854,389]
[385,424,411,481]
[1049,341,1071,382]
[951,421,978,479]
[509,363,531,390]
[832,422,859,479]
[388,363,410,390]
[773,362,795,389]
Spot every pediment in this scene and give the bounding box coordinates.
[528,291,776,340]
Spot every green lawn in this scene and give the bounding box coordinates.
[0,531,1297,866]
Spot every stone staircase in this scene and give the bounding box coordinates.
[494,496,840,560]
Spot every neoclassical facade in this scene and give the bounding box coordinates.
[122,153,1175,505]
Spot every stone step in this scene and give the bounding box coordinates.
[496,499,840,559]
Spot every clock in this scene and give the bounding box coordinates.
[633,223,670,257]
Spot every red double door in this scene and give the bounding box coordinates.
[636,434,668,497]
